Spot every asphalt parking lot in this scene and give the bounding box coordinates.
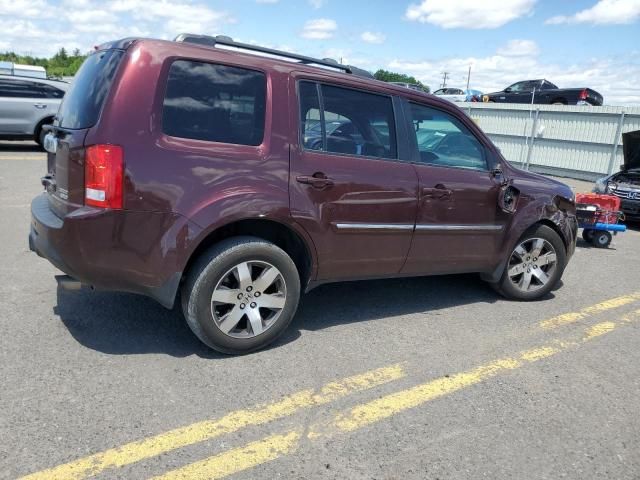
[1,142,639,480]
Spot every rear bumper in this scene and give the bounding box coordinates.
[29,193,199,308]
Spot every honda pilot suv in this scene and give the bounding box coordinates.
[30,35,577,354]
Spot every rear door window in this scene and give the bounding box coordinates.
[0,78,45,98]
[298,81,397,159]
[40,84,65,99]
[162,60,266,146]
[410,103,486,171]
[57,49,124,129]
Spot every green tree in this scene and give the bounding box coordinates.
[374,69,430,93]
[0,47,87,77]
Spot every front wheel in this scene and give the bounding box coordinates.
[181,237,301,354]
[495,225,567,301]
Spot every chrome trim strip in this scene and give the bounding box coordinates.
[335,223,414,231]
[415,224,503,231]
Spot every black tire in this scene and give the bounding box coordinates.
[35,121,51,147]
[591,230,612,249]
[496,224,567,301]
[582,229,595,243]
[181,236,301,354]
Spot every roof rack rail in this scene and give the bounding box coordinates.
[174,33,373,79]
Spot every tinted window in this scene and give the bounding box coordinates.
[299,81,323,151]
[163,60,266,146]
[57,49,123,129]
[299,81,396,159]
[0,78,45,98]
[40,84,65,99]
[508,82,529,92]
[410,103,486,171]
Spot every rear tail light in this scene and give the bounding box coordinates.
[579,89,588,101]
[84,144,123,209]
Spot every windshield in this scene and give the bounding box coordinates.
[56,49,124,129]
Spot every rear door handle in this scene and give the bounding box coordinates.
[33,103,47,109]
[296,174,334,189]
[422,185,452,199]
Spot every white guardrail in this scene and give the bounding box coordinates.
[460,103,640,181]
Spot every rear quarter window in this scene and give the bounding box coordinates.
[162,60,266,146]
[57,49,124,129]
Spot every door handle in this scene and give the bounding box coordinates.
[296,173,334,189]
[33,103,47,109]
[422,185,452,199]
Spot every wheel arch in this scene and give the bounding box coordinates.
[181,218,317,293]
[33,115,55,142]
[482,217,569,284]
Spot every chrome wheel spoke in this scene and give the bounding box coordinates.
[514,245,528,258]
[211,288,241,305]
[218,306,244,334]
[508,262,526,277]
[246,308,264,335]
[535,252,556,267]
[254,266,280,293]
[531,268,550,285]
[259,293,286,310]
[234,262,253,291]
[520,271,533,290]
[531,238,544,259]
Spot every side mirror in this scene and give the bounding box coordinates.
[504,87,512,93]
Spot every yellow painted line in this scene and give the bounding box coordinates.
[159,315,640,480]
[584,321,616,340]
[540,291,640,330]
[150,431,301,480]
[20,364,405,480]
[313,314,639,437]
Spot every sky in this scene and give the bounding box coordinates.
[1,0,639,105]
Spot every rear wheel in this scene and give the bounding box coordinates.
[591,230,612,248]
[181,236,301,354]
[496,225,566,301]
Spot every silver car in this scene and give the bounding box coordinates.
[0,74,69,146]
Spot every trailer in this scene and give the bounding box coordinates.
[575,193,626,248]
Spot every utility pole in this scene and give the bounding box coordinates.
[466,65,471,90]
[441,71,449,88]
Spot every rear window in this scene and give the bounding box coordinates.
[162,60,266,146]
[57,49,124,129]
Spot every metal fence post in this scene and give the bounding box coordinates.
[525,109,540,171]
[607,111,625,175]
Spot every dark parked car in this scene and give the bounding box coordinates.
[30,35,577,354]
[594,130,640,220]
[484,79,603,106]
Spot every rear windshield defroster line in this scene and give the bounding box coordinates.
[57,49,124,129]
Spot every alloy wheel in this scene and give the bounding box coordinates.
[507,238,558,293]
[210,261,287,338]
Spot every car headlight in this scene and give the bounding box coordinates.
[594,177,608,193]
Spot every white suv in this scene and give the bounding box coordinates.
[0,75,69,146]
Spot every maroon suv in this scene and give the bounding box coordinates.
[30,35,577,354]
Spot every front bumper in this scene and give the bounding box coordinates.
[620,199,640,219]
[29,193,195,308]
